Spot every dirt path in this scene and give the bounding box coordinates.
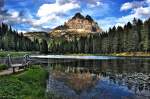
[0,68,24,76]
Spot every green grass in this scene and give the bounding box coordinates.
[0,51,31,57]
[110,52,150,56]
[67,52,150,57]
[0,64,7,71]
[0,65,48,99]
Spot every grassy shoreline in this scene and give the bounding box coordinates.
[67,52,150,57]
[0,65,48,99]
[0,51,32,58]
[1,51,150,57]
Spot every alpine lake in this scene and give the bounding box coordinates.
[29,55,150,99]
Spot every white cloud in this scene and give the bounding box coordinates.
[34,0,110,31]
[83,2,110,18]
[0,10,24,25]
[29,27,40,31]
[1,0,110,32]
[96,1,101,6]
[99,8,147,31]
[33,0,80,28]
[15,0,79,32]
[35,0,106,28]
[87,1,103,8]
[101,5,150,31]
[98,14,136,31]
[134,7,150,18]
[120,2,133,11]
[118,14,134,23]
[37,2,80,17]
[56,0,77,5]
[100,0,150,31]
[98,17,116,31]
[147,0,150,4]
[32,14,59,26]
[11,11,19,18]
[120,0,150,19]
[120,1,143,11]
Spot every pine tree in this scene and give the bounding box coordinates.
[40,39,48,54]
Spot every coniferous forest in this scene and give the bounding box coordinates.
[1,18,150,54]
[1,0,150,98]
[49,18,150,54]
[0,23,48,52]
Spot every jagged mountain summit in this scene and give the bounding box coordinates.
[50,13,102,37]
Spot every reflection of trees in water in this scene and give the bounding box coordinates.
[48,59,150,97]
[48,58,150,74]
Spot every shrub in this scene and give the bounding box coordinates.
[0,64,7,71]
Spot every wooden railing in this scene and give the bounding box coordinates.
[5,54,31,73]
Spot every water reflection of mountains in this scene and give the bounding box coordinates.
[47,59,150,98]
[50,65,150,97]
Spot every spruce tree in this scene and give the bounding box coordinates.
[40,39,48,54]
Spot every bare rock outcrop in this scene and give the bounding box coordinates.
[50,13,102,37]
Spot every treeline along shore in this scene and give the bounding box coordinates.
[48,18,150,55]
[1,18,150,55]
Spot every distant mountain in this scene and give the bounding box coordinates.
[50,13,102,37]
[23,13,102,39]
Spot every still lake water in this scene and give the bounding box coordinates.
[4,55,150,99]
[34,56,150,99]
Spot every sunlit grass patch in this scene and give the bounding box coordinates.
[0,51,31,57]
[0,65,48,99]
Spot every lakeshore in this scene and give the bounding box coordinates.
[0,66,48,99]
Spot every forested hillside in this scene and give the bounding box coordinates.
[0,23,47,52]
[48,18,150,54]
[1,18,150,54]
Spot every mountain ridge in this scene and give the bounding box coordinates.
[50,13,102,37]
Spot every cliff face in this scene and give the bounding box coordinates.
[50,13,102,37]
[65,13,101,33]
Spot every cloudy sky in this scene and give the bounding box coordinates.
[1,0,150,32]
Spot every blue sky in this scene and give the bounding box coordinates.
[1,0,150,32]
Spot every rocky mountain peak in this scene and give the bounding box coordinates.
[85,15,93,22]
[72,12,84,19]
[51,13,102,37]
